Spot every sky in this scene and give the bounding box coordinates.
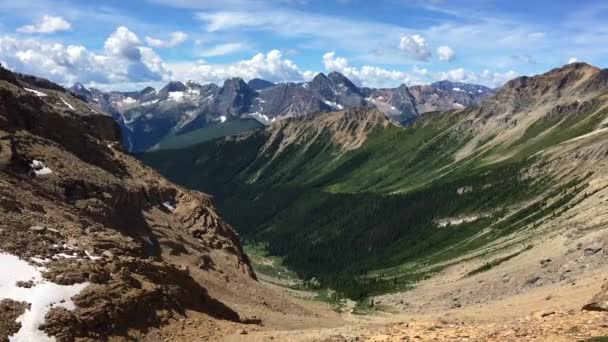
[0,0,606,91]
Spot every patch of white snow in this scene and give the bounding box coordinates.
[122,97,136,104]
[24,88,47,97]
[0,253,88,342]
[59,98,74,110]
[168,91,184,101]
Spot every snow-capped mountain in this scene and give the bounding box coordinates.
[70,73,495,152]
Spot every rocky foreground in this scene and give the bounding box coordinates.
[0,64,336,341]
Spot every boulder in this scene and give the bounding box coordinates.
[582,282,608,312]
[29,225,46,233]
[583,241,604,256]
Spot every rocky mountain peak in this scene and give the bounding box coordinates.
[161,81,187,93]
[140,86,156,95]
[328,71,360,93]
[248,78,275,91]
[311,72,330,86]
[222,77,248,90]
[185,80,202,89]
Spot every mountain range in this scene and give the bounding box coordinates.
[144,62,608,305]
[2,59,608,340]
[69,73,494,152]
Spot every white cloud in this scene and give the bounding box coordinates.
[435,68,518,87]
[323,51,420,87]
[199,42,247,57]
[437,45,455,61]
[399,34,432,61]
[17,15,71,34]
[104,26,142,61]
[0,27,171,87]
[145,31,188,48]
[568,57,578,64]
[195,10,406,60]
[169,49,307,84]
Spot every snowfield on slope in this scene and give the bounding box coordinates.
[0,253,88,342]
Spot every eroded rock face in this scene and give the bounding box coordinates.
[583,282,608,312]
[0,65,255,340]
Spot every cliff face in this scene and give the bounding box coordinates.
[0,65,255,341]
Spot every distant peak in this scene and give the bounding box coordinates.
[161,81,186,92]
[140,86,156,94]
[73,82,86,90]
[186,80,202,88]
[328,71,345,78]
[313,72,328,80]
[248,78,275,91]
[223,77,247,87]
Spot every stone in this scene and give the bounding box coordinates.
[525,276,541,285]
[101,250,114,260]
[583,242,604,256]
[582,282,608,312]
[30,225,46,233]
[47,227,61,235]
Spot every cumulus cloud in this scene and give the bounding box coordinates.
[104,26,142,61]
[323,51,419,87]
[437,45,455,62]
[399,34,431,61]
[435,68,518,87]
[145,31,188,48]
[0,27,171,87]
[17,15,71,34]
[169,49,307,84]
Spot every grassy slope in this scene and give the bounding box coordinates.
[150,119,264,151]
[143,106,606,299]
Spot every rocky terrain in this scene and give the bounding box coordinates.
[0,64,343,341]
[70,73,493,152]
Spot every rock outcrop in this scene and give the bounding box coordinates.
[0,64,255,341]
[583,282,608,312]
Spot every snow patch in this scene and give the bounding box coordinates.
[162,201,176,212]
[29,160,52,177]
[453,103,465,109]
[186,88,200,96]
[0,253,88,342]
[24,88,47,97]
[84,250,102,261]
[122,97,136,104]
[168,91,184,102]
[219,115,227,123]
[436,216,480,228]
[321,99,344,110]
[59,98,74,110]
[452,87,462,92]
[141,99,159,106]
[249,112,272,125]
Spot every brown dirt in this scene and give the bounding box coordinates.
[0,299,29,342]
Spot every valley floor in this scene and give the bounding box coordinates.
[218,219,608,341]
[136,263,608,342]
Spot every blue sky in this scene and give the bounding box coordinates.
[0,0,606,90]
